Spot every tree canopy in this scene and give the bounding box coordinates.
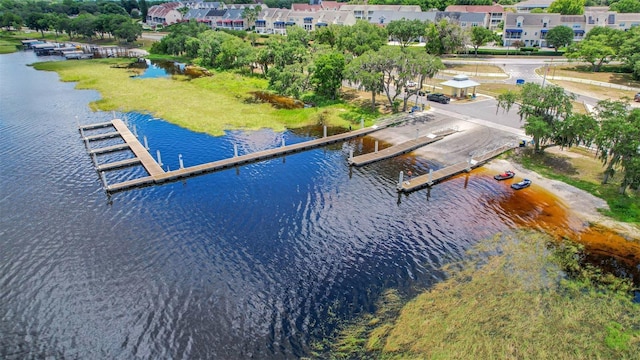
[545,25,573,52]
[548,0,585,15]
[386,19,427,48]
[610,0,640,13]
[469,26,496,56]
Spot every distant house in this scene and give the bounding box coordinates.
[514,0,555,13]
[338,4,422,21]
[256,8,356,35]
[183,8,213,26]
[503,10,640,47]
[146,2,183,27]
[445,5,504,30]
[584,7,640,32]
[216,9,246,31]
[182,1,224,10]
[292,0,343,12]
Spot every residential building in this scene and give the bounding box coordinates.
[503,10,640,47]
[514,0,554,13]
[146,2,183,27]
[256,8,356,35]
[338,4,421,21]
[445,5,504,30]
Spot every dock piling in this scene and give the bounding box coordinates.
[323,126,327,138]
[143,136,149,150]
[99,171,108,188]
[234,143,238,157]
[179,154,184,169]
[398,171,404,188]
[360,118,364,129]
[349,149,354,162]
[282,138,285,147]
[156,150,163,166]
[428,169,433,185]
[375,140,378,153]
[133,124,138,138]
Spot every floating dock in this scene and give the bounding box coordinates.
[80,114,423,193]
[348,128,458,167]
[397,144,515,193]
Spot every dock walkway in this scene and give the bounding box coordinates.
[397,144,515,193]
[348,128,457,167]
[106,122,389,192]
[80,113,427,192]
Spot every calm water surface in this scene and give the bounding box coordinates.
[0,51,618,359]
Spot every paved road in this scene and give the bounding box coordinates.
[443,57,603,108]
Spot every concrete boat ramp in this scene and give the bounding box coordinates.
[79,113,513,194]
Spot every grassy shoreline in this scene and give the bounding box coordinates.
[313,232,640,359]
[31,58,376,136]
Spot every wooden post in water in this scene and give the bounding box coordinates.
[466,157,472,172]
[349,149,354,162]
[156,150,163,166]
[323,126,327,138]
[100,171,108,188]
[282,138,285,147]
[398,171,404,188]
[234,143,238,157]
[428,168,433,185]
[143,136,149,150]
[375,140,378,153]
[360,118,364,129]
[133,124,138,138]
[179,154,184,169]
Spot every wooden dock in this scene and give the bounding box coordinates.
[111,119,165,176]
[105,122,389,192]
[83,131,121,141]
[78,115,416,192]
[89,143,130,155]
[397,144,515,193]
[79,121,113,130]
[348,128,457,167]
[96,158,141,171]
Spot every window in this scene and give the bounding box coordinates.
[461,22,467,27]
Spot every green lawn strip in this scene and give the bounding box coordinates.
[316,233,640,360]
[32,59,370,136]
[0,34,23,54]
[516,152,640,223]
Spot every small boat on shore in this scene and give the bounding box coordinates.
[511,179,531,190]
[494,170,515,181]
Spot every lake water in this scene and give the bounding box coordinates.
[0,51,635,359]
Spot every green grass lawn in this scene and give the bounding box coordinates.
[32,59,377,136]
[0,33,23,54]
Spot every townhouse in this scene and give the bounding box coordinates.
[445,5,505,30]
[255,8,356,35]
[503,8,640,47]
[146,2,183,27]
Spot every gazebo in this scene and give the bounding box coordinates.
[440,74,480,99]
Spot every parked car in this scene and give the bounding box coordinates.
[417,89,430,96]
[635,92,640,102]
[426,93,450,104]
[406,80,417,88]
[511,179,532,190]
